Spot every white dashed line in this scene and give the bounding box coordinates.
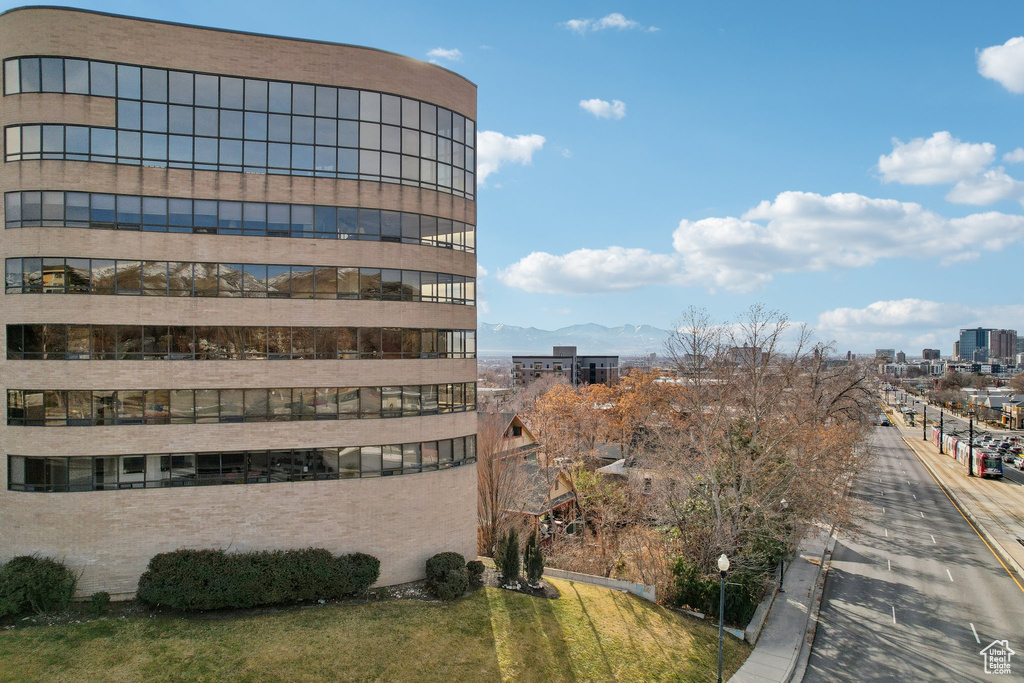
[947,569,954,582]
[888,559,891,571]
[931,535,936,544]
[892,606,897,624]
[971,623,980,644]
[884,528,888,538]
[920,511,925,518]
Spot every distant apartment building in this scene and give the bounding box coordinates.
[512,346,619,387]
[875,348,895,362]
[989,329,1018,362]
[896,351,906,363]
[728,344,769,367]
[922,349,940,360]
[957,328,993,361]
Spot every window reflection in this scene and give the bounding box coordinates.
[3,55,475,198]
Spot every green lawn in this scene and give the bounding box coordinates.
[0,578,750,682]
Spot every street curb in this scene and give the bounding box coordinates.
[899,435,1024,582]
[786,526,837,683]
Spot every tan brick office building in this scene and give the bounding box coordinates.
[0,7,478,596]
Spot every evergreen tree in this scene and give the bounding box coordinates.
[497,528,520,587]
[525,529,544,587]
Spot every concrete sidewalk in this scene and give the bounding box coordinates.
[729,527,834,683]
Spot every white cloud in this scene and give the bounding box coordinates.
[595,13,639,30]
[816,299,1024,352]
[499,247,683,294]
[477,264,489,278]
[498,191,1024,295]
[476,131,546,184]
[939,251,980,267]
[579,98,626,120]
[426,47,462,64]
[945,168,1024,205]
[562,12,649,34]
[1004,147,1024,163]
[978,36,1024,93]
[878,131,994,185]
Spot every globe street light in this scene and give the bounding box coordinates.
[717,553,730,683]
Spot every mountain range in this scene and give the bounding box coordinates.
[478,322,671,355]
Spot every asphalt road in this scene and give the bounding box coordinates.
[804,426,1024,681]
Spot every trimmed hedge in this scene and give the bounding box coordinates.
[0,556,77,617]
[136,548,379,610]
[466,560,485,589]
[670,559,764,626]
[425,552,468,601]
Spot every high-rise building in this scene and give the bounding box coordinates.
[957,328,993,362]
[875,349,895,362]
[896,351,906,363]
[988,329,1018,362]
[922,349,940,360]
[0,7,478,596]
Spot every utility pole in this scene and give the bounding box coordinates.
[923,404,927,441]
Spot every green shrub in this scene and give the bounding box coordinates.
[466,560,485,589]
[334,552,380,595]
[136,548,380,611]
[89,591,110,616]
[523,530,544,587]
[0,556,77,617]
[425,552,468,601]
[669,558,764,626]
[496,529,520,587]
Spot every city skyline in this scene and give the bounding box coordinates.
[9,1,1024,354]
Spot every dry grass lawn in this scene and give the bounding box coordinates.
[0,578,750,682]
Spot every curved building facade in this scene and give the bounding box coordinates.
[0,7,478,596]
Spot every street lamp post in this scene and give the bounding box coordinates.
[939,410,944,454]
[923,404,927,441]
[717,553,729,683]
[779,499,788,592]
[968,412,975,477]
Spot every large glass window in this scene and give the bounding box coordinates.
[3,56,476,199]
[5,257,473,305]
[6,324,474,363]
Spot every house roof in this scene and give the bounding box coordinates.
[515,461,576,516]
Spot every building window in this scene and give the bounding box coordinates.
[6,434,477,492]
[3,56,475,199]
[5,258,474,305]
[3,190,474,252]
[7,382,477,426]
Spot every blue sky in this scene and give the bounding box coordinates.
[8,1,1024,354]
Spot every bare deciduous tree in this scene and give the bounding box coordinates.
[476,413,527,556]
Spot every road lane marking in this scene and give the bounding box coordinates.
[947,569,954,582]
[888,559,891,571]
[892,605,896,624]
[920,511,925,518]
[913,494,917,499]
[931,534,936,544]
[882,507,885,513]
[971,622,981,644]
[902,436,1024,596]
[884,528,888,538]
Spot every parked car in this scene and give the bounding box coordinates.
[1015,455,1024,471]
